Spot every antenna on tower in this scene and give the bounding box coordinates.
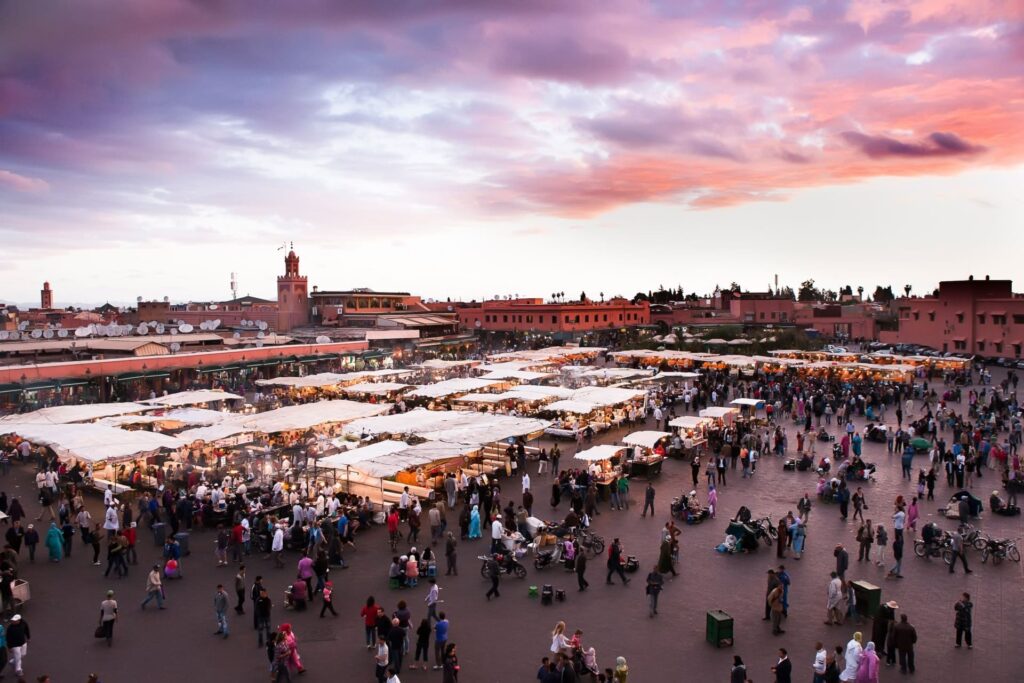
[230,272,238,300]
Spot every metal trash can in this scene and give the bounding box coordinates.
[706,610,734,647]
[852,580,881,618]
[174,531,191,556]
[152,523,168,547]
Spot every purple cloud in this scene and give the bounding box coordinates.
[841,131,986,158]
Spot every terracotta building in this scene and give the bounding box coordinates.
[886,277,1024,358]
[276,248,309,331]
[454,297,650,335]
[40,281,53,309]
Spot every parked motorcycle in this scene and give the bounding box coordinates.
[478,552,527,579]
[753,516,778,546]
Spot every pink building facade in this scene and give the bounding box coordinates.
[455,298,650,334]
[891,278,1024,358]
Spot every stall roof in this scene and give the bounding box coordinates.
[412,359,481,370]
[730,398,764,407]
[699,406,739,418]
[454,393,507,404]
[579,368,654,380]
[570,386,646,406]
[352,441,480,478]
[177,400,392,442]
[573,444,626,462]
[651,371,702,379]
[0,402,152,425]
[622,430,671,449]
[478,370,556,381]
[0,423,182,462]
[343,408,549,445]
[407,378,503,399]
[318,440,410,468]
[142,389,243,407]
[669,415,712,429]
[343,382,413,395]
[502,386,574,401]
[545,399,601,414]
[99,408,228,427]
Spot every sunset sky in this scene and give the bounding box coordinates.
[1,1,1022,306]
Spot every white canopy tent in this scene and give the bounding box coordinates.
[407,378,503,399]
[346,442,480,478]
[699,406,740,419]
[141,390,243,407]
[545,400,601,414]
[318,440,410,469]
[730,398,764,408]
[502,386,574,401]
[99,408,228,427]
[0,423,182,463]
[343,382,413,395]
[573,444,626,462]
[177,400,392,442]
[343,408,549,444]
[570,386,646,406]
[622,431,671,449]
[454,393,507,404]
[478,370,556,382]
[0,402,152,425]
[413,359,480,370]
[669,415,712,430]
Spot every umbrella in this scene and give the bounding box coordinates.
[910,437,931,451]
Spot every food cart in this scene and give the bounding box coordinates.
[620,431,669,477]
[573,444,627,494]
[668,415,713,458]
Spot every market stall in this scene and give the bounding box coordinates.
[141,389,244,408]
[699,406,740,426]
[573,444,627,487]
[668,415,713,456]
[620,430,669,477]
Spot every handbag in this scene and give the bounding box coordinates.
[94,624,106,638]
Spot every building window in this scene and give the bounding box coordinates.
[526,315,533,323]
[603,314,608,322]
[759,312,765,320]
[574,315,580,323]
[618,314,623,321]
[954,340,966,351]
[551,316,557,324]
[928,312,935,322]
[564,315,570,323]
[1014,344,1022,357]
[503,315,508,323]
[912,312,919,320]
[1014,315,1024,325]
[780,313,788,321]
[977,341,986,352]
[956,314,964,323]
[993,315,1007,325]
[584,315,589,323]
[978,314,986,324]
[995,342,1003,353]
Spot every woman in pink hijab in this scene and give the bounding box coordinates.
[707,485,718,519]
[906,497,919,533]
[855,641,880,683]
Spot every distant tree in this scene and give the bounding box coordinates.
[685,293,699,302]
[871,285,894,303]
[904,284,912,297]
[840,285,853,296]
[579,291,587,302]
[797,279,820,302]
[778,286,795,300]
[729,282,741,293]
[823,289,838,302]
[633,292,650,303]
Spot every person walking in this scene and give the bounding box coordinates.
[888,531,904,579]
[641,483,655,518]
[856,521,873,562]
[954,593,973,649]
[374,633,390,683]
[213,584,229,638]
[141,564,165,609]
[874,525,887,567]
[948,529,973,574]
[433,612,449,671]
[319,580,338,617]
[484,555,500,600]
[425,578,442,622]
[645,565,663,617]
[98,590,118,647]
[605,538,629,585]
[764,569,781,621]
[234,564,246,615]
[812,642,827,683]
[6,614,28,678]
[834,545,849,581]
[851,488,866,523]
[730,655,747,683]
[410,617,431,670]
[768,582,785,635]
[255,587,273,648]
[575,549,589,591]
[892,614,917,674]
[771,648,792,683]
[444,532,457,576]
[825,572,843,626]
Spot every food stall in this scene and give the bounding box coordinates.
[620,430,669,477]
[668,415,713,456]
[572,444,627,489]
[698,406,740,427]
[730,398,767,426]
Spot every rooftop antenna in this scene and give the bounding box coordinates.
[230,272,238,300]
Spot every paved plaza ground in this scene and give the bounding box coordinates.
[8,377,1024,682]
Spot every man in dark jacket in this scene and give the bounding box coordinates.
[6,614,29,677]
[575,548,588,591]
[605,539,629,585]
[834,544,849,581]
[892,613,917,674]
[771,648,792,683]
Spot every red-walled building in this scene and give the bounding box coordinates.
[888,277,1024,358]
[454,297,649,335]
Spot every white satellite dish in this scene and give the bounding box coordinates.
[74,327,89,338]
[179,323,194,334]
[255,340,264,348]
[43,330,54,339]
[170,342,181,352]
[239,319,248,327]
[156,324,165,334]
[258,321,268,331]
[315,335,331,344]
[148,321,158,328]
[9,332,19,340]
[233,332,241,339]
[31,329,42,339]
[256,331,265,339]
[57,329,68,338]
[211,319,220,329]
[18,321,29,331]
[209,304,218,311]
[0,331,8,340]
[136,324,148,335]
[170,328,178,335]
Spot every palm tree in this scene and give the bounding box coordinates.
[904,284,912,297]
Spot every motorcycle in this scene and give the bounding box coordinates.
[753,516,778,546]
[913,532,952,560]
[478,551,527,579]
[529,540,570,571]
[980,537,1021,565]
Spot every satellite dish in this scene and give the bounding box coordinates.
[255,340,264,348]
[315,335,331,344]
[31,329,42,339]
[57,329,68,338]
[447,305,454,312]
[136,324,148,335]
[239,319,248,327]
[233,332,241,339]
[43,330,54,339]
[209,304,218,311]
[9,332,19,340]
[156,324,165,334]
[256,331,265,339]
[258,321,268,331]
[74,327,90,338]
[211,319,220,329]
[170,342,181,352]
[474,320,482,328]
[0,331,8,340]
[18,321,29,331]
[179,323,194,333]
[170,327,178,335]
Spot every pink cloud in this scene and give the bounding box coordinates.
[0,169,48,193]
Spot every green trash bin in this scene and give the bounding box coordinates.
[852,580,881,618]
[706,610,733,648]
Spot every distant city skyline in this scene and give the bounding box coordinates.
[2,2,1021,304]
